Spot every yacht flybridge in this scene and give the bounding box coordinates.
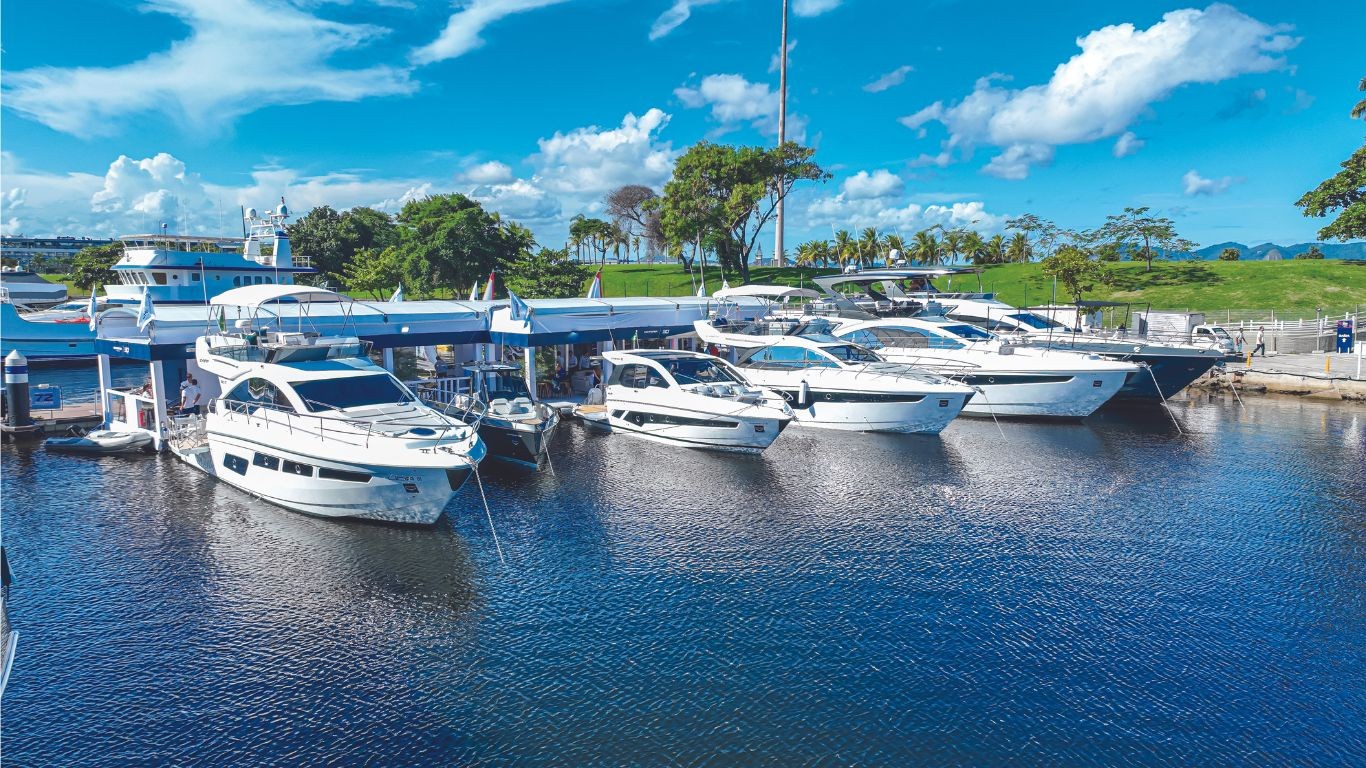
[829,317,1140,419]
[579,349,792,452]
[169,285,485,525]
[694,316,973,433]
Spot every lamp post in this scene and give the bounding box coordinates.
[1316,307,1323,353]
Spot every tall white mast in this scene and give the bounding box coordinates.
[774,0,789,268]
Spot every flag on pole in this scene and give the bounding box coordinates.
[585,270,602,299]
[390,284,404,302]
[86,291,98,331]
[136,287,156,332]
[481,271,496,301]
[696,282,706,297]
[508,290,532,321]
[721,277,730,291]
[469,282,479,301]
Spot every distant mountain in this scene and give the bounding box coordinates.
[1190,241,1366,260]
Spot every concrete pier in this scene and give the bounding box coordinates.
[1192,351,1366,401]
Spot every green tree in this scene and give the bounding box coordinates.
[1006,214,1064,259]
[983,234,1007,265]
[1218,247,1241,261]
[1095,206,1177,272]
[651,140,829,282]
[858,227,881,266]
[569,215,617,264]
[287,205,347,284]
[66,242,123,293]
[883,233,907,263]
[340,207,398,253]
[942,228,966,264]
[833,229,857,268]
[1352,75,1366,121]
[1006,232,1032,263]
[1294,245,1326,259]
[339,246,404,300]
[502,246,591,298]
[960,230,985,265]
[910,229,942,265]
[1041,245,1113,305]
[394,194,526,297]
[1296,143,1366,242]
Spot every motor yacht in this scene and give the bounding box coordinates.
[426,362,559,468]
[694,318,973,433]
[168,285,485,525]
[828,317,1139,419]
[807,269,1223,401]
[578,349,792,452]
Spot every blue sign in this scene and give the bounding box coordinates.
[30,385,62,411]
[1336,320,1354,354]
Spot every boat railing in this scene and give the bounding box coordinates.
[404,376,495,429]
[212,397,471,450]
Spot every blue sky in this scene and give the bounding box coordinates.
[3,0,1364,251]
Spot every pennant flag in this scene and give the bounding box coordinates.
[390,284,404,302]
[721,277,731,291]
[696,282,705,297]
[481,271,496,301]
[585,270,602,299]
[86,291,98,331]
[469,282,479,301]
[136,287,156,332]
[509,290,532,321]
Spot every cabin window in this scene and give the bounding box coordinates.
[191,272,201,282]
[225,377,294,411]
[252,453,280,470]
[742,345,809,369]
[318,467,370,483]
[609,363,666,389]
[223,454,249,475]
[153,272,168,285]
[232,276,242,287]
[940,324,994,341]
[822,344,880,364]
[281,460,314,477]
[859,327,934,349]
[292,374,411,411]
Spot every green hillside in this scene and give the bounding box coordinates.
[592,260,1366,315]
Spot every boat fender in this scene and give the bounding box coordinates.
[798,380,811,409]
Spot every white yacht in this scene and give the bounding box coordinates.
[578,349,792,452]
[694,320,973,433]
[170,285,486,525]
[829,317,1139,419]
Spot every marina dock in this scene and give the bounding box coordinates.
[1194,350,1366,400]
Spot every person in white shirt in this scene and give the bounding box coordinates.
[181,376,203,415]
[1253,326,1267,357]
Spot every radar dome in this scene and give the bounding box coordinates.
[888,249,901,259]
[276,203,289,217]
[245,207,258,219]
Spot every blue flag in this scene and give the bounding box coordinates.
[390,284,404,302]
[86,291,99,331]
[508,290,532,321]
[136,288,155,332]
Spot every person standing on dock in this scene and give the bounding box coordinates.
[181,376,203,415]
[1235,329,1246,355]
[1253,327,1267,357]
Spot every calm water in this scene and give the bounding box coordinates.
[2,373,1364,766]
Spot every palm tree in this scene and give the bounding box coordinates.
[960,230,985,265]
[794,240,817,266]
[1007,232,1032,263]
[858,227,881,267]
[883,233,907,263]
[984,234,1007,264]
[911,230,942,266]
[833,229,856,269]
[1353,75,1366,120]
[942,228,965,265]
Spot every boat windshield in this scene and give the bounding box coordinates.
[1007,312,1065,330]
[666,357,744,385]
[481,371,532,400]
[293,374,412,411]
[822,344,882,363]
[940,324,996,341]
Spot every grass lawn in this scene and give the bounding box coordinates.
[593,260,1366,315]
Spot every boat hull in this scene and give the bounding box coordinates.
[770,389,968,433]
[475,415,560,467]
[604,403,788,452]
[956,368,1130,418]
[0,302,96,360]
[177,434,472,525]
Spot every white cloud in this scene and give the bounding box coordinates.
[650,0,728,41]
[864,65,913,93]
[2,0,415,137]
[467,178,561,222]
[1287,87,1315,113]
[461,161,515,185]
[1182,169,1242,196]
[982,143,1054,180]
[533,109,677,197]
[793,0,842,16]
[675,73,807,140]
[841,170,904,200]
[805,194,1006,235]
[1112,131,1144,158]
[411,0,568,65]
[900,4,1298,179]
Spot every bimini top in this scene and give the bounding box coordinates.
[209,284,351,308]
[714,284,821,300]
[812,267,976,290]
